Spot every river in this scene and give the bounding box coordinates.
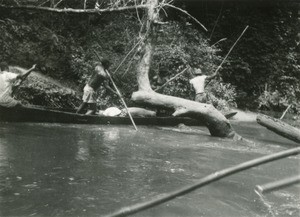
[0,121,299,217]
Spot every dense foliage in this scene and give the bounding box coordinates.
[184,1,300,114]
[0,1,299,115]
[0,7,235,111]
[151,22,237,111]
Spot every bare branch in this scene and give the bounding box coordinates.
[209,2,223,39]
[162,3,207,32]
[121,48,139,77]
[54,0,64,8]
[134,0,143,25]
[84,0,87,9]
[112,38,143,76]
[38,0,50,7]
[0,3,149,14]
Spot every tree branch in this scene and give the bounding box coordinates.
[0,4,149,14]
[162,3,207,32]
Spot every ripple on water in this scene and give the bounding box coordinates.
[0,122,299,217]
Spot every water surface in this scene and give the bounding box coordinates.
[0,121,299,217]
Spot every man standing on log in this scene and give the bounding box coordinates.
[189,68,218,103]
[76,60,117,115]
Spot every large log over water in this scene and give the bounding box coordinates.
[132,90,235,137]
[130,0,237,138]
[257,114,300,144]
[132,42,236,138]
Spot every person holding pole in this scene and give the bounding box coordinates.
[76,60,117,115]
[190,26,249,104]
[0,62,36,107]
[189,67,219,103]
[93,50,138,130]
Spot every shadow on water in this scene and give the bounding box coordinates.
[0,122,299,217]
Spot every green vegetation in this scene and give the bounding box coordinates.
[189,2,300,114]
[0,1,299,115]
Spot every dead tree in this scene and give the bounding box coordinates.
[131,0,237,138]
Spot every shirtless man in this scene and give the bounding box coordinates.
[0,62,36,107]
[189,68,218,103]
[76,60,116,115]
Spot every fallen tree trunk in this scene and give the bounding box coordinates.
[257,114,300,144]
[131,42,237,137]
[132,90,236,137]
[130,0,237,138]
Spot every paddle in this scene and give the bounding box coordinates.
[93,50,138,131]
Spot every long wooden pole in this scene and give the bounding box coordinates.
[206,25,249,87]
[255,175,300,194]
[154,67,189,92]
[102,147,300,217]
[280,104,291,120]
[217,25,248,74]
[11,64,36,95]
[93,50,138,131]
[106,70,138,131]
[0,64,36,98]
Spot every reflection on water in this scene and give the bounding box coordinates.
[0,122,299,217]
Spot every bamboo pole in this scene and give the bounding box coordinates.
[255,175,300,194]
[105,70,138,131]
[102,147,300,217]
[206,25,249,87]
[154,67,189,92]
[280,104,291,120]
[93,50,138,131]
